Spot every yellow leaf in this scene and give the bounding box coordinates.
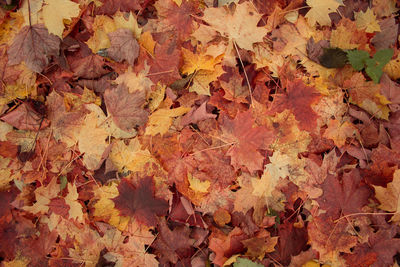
[188,173,210,193]
[252,170,277,199]
[93,182,130,231]
[113,11,141,38]
[373,170,400,222]
[86,15,116,53]
[23,177,59,215]
[384,54,400,80]
[145,107,190,136]
[115,65,154,94]
[65,183,84,223]
[86,12,140,53]
[189,64,225,96]
[148,83,166,112]
[181,47,217,75]
[43,0,80,37]
[355,8,381,33]
[172,0,182,6]
[139,31,156,56]
[323,119,359,147]
[202,2,267,51]
[330,20,360,50]
[78,105,109,170]
[305,0,343,27]
[2,253,30,267]
[109,138,154,173]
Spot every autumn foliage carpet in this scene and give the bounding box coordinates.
[1,0,400,266]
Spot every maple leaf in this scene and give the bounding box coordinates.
[23,177,60,215]
[8,24,60,73]
[145,106,190,136]
[96,0,141,15]
[330,18,368,50]
[107,29,140,65]
[220,110,274,173]
[343,72,390,119]
[209,227,247,266]
[373,169,400,222]
[154,0,199,40]
[69,54,110,79]
[317,169,372,218]
[372,17,398,50]
[354,8,381,33]
[344,227,400,267]
[112,176,168,226]
[305,0,344,27]
[149,40,182,85]
[152,219,194,264]
[271,79,321,132]
[201,2,267,51]
[64,183,84,223]
[109,138,155,173]
[0,47,21,95]
[42,0,80,37]
[104,84,149,132]
[269,222,308,266]
[323,119,359,147]
[308,214,357,264]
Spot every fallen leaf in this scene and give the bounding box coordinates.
[107,28,140,65]
[42,0,80,37]
[8,24,60,73]
[104,84,149,131]
[112,176,169,226]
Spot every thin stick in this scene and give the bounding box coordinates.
[189,141,237,156]
[233,41,254,107]
[334,212,397,223]
[27,0,32,27]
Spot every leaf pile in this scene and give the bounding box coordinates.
[1,0,400,266]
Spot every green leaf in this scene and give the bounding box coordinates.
[59,175,68,191]
[233,258,264,267]
[319,48,348,68]
[365,49,393,83]
[346,50,370,71]
[372,48,394,65]
[365,58,383,83]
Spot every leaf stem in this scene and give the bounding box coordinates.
[233,41,254,107]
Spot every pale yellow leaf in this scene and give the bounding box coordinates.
[354,8,381,33]
[202,2,267,51]
[65,183,84,223]
[305,0,343,27]
[145,107,190,136]
[43,0,80,37]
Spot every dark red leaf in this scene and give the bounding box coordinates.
[112,176,168,226]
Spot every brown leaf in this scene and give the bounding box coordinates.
[8,24,60,73]
[107,29,140,65]
[1,102,50,131]
[104,84,149,131]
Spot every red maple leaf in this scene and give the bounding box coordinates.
[112,176,168,226]
[95,0,142,15]
[344,227,400,267]
[152,219,194,264]
[317,169,372,219]
[220,110,274,173]
[271,79,321,131]
[155,0,199,40]
[149,39,182,85]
